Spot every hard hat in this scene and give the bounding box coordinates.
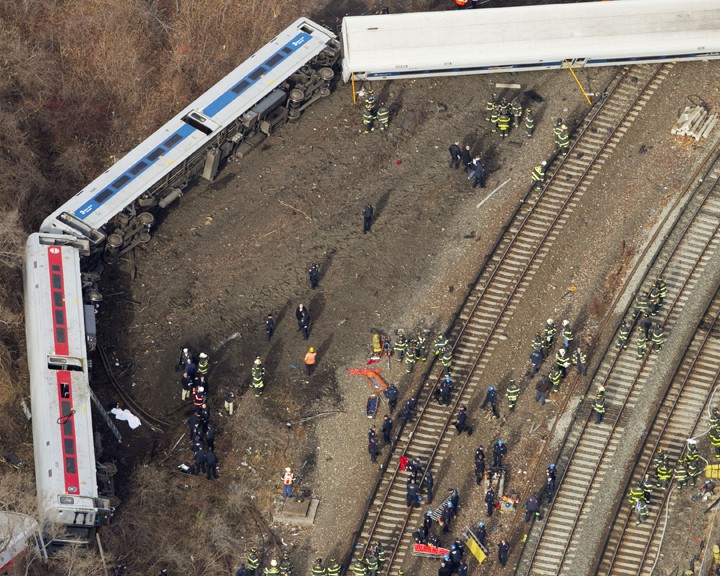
[477,521,485,527]
[183,348,189,353]
[488,386,494,392]
[549,463,556,469]
[498,439,504,445]
[445,375,452,381]
[316,559,323,564]
[271,560,278,567]
[460,405,466,410]
[254,358,262,365]
[197,386,204,392]
[309,347,315,352]
[199,352,208,359]
[541,161,547,166]
[563,319,569,326]
[547,318,553,324]
[285,467,291,473]
[559,349,565,355]
[251,548,257,553]
[447,501,453,507]
[443,555,451,561]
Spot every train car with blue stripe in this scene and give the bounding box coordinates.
[341,0,720,82]
[40,18,339,260]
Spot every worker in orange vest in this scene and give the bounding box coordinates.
[455,0,469,7]
[282,467,294,498]
[304,347,317,376]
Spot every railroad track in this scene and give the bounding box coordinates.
[597,291,720,576]
[347,63,671,575]
[516,143,720,575]
[97,344,170,432]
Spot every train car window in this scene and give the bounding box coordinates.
[146,147,165,161]
[111,175,131,190]
[61,401,72,416]
[64,439,75,455]
[300,25,313,34]
[265,53,284,67]
[282,47,293,55]
[93,189,114,203]
[51,274,62,290]
[54,328,66,344]
[65,458,76,475]
[248,66,267,81]
[51,265,60,272]
[47,356,83,371]
[231,80,250,94]
[53,292,64,307]
[59,496,74,505]
[54,310,65,326]
[59,383,69,398]
[129,161,149,176]
[182,113,214,136]
[163,134,183,148]
[62,419,72,437]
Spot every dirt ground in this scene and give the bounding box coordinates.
[81,6,720,576]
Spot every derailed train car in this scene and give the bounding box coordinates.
[23,18,340,549]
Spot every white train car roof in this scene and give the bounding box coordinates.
[24,235,98,520]
[341,0,720,81]
[40,18,337,239]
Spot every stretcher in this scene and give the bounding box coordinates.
[411,543,449,558]
[366,394,379,418]
[347,369,388,393]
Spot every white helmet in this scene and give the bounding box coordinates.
[271,560,278,567]
[254,358,262,365]
[563,319,569,326]
[547,318,553,324]
[285,467,291,473]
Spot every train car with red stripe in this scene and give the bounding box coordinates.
[23,233,110,546]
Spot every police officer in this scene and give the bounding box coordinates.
[265,313,275,341]
[309,263,319,289]
[440,502,454,533]
[545,474,556,503]
[525,108,535,137]
[423,470,434,505]
[506,379,520,410]
[363,204,374,234]
[530,346,544,376]
[485,487,496,517]
[382,415,393,445]
[406,478,418,507]
[460,145,473,172]
[532,161,547,190]
[384,383,399,413]
[193,448,207,476]
[475,521,487,547]
[441,375,454,406]
[470,157,486,189]
[177,347,192,370]
[376,103,389,131]
[493,439,507,468]
[475,453,486,485]
[401,397,417,422]
[454,405,472,435]
[449,141,461,169]
[206,448,218,479]
[482,386,499,418]
[368,432,380,463]
[524,495,540,522]
[498,540,510,567]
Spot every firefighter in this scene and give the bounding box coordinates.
[511,99,523,128]
[554,119,570,155]
[531,161,547,189]
[506,379,520,410]
[635,293,651,318]
[441,347,453,375]
[639,474,653,502]
[543,318,556,355]
[365,555,378,576]
[674,461,689,488]
[556,348,571,378]
[637,331,648,360]
[376,103,389,131]
[655,460,672,488]
[251,356,266,396]
[651,325,666,352]
[485,94,497,122]
[654,277,668,305]
[634,498,648,525]
[247,549,261,576]
[351,559,367,576]
[525,108,535,137]
[573,347,587,376]
[197,352,209,380]
[548,366,562,392]
[497,110,511,138]
[616,320,630,349]
[561,320,573,348]
[311,559,326,576]
[415,334,427,361]
[405,340,417,373]
[434,334,448,356]
[362,102,375,134]
[593,395,606,424]
[279,553,293,576]
[710,406,720,429]
[326,560,340,576]
[394,332,408,362]
[628,482,645,506]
